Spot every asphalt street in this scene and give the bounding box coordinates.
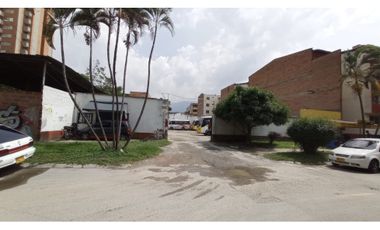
[1,131,380,221]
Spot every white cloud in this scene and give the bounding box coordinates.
[54,8,380,103]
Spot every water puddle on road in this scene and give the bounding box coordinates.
[0,166,48,191]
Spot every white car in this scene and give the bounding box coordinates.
[0,124,35,169]
[329,138,380,173]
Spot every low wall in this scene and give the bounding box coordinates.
[0,89,42,139]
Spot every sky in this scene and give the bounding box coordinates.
[52,8,380,103]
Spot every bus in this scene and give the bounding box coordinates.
[168,119,191,130]
[197,116,212,135]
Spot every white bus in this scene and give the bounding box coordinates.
[168,119,191,130]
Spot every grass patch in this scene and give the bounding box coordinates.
[264,151,330,165]
[29,140,171,166]
[251,139,296,149]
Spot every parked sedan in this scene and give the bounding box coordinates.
[329,138,380,173]
[0,125,35,169]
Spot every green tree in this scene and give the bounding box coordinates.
[342,44,380,136]
[43,8,106,150]
[287,118,336,154]
[83,60,123,95]
[214,86,289,142]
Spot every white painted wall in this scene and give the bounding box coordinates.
[252,120,293,137]
[40,86,74,132]
[74,93,169,133]
[212,117,245,136]
[169,113,198,122]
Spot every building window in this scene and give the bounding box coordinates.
[77,112,94,124]
[5,9,15,14]
[4,17,14,22]
[206,110,209,114]
[206,97,210,100]
[0,42,11,46]
[373,96,380,104]
[3,26,13,30]
[206,103,209,107]
[1,34,12,38]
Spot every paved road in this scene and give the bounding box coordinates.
[1,131,380,221]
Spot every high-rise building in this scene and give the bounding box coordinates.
[0,8,51,55]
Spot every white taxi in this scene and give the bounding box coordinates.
[329,138,380,173]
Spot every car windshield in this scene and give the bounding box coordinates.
[342,140,378,150]
[0,125,27,143]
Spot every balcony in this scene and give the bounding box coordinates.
[20,48,29,54]
[23,26,31,33]
[0,10,4,18]
[22,41,30,48]
[24,10,33,18]
[24,18,32,26]
[0,18,3,25]
[22,33,30,41]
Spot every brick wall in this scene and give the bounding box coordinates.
[221,84,237,101]
[248,49,341,116]
[0,89,42,139]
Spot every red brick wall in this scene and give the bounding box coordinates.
[221,84,237,101]
[0,89,42,139]
[248,49,341,116]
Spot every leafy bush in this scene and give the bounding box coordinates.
[287,118,336,154]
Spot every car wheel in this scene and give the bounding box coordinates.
[332,162,339,167]
[368,160,379,174]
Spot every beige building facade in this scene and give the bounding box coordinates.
[0,8,51,55]
[197,93,220,117]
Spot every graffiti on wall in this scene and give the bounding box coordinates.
[0,105,34,137]
[0,105,21,128]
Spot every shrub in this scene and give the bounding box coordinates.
[287,118,336,154]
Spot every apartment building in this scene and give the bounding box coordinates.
[185,103,198,116]
[0,8,51,55]
[197,93,220,117]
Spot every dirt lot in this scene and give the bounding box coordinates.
[1,130,380,221]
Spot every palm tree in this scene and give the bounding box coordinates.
[116,8,149,149]
[44,8,105,150]
[342,45,380,136]
[70,8,110,148]
[99,8,121,148]
[123,8,174,149]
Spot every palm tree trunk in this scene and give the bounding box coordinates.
[123,20,158,149]
[358,92,366,136]
[117,32,130,150]
[112,11,121,149]
[106,18,116,149]
[59,24,105,150]
[89,28,109,148]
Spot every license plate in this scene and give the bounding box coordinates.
[16,156,25,164]
[336,157,345,162]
